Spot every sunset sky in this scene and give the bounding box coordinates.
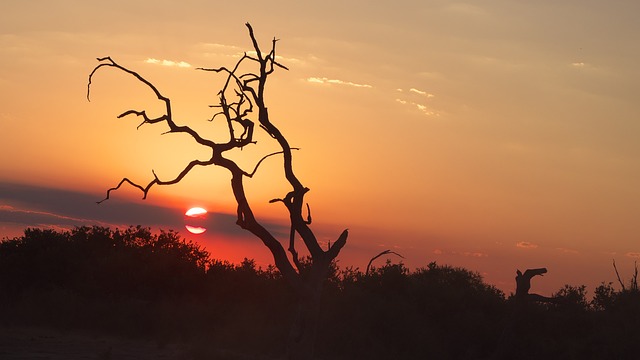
[2,0,640,294]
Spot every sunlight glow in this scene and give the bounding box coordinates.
[185,225,207,234]
[185,207,207,217]
[185,207,208,234]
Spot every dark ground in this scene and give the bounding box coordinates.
[0,326,188,360]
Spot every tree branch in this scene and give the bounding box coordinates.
[88,56,217,149]
[365,249,405,275]
[97,159,215,203]
[244,148,300,178]
[613,259,626,291]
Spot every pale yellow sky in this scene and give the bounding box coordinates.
[1,0,640,293]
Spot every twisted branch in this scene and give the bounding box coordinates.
[97,159,215,203]
[366,250,405,275]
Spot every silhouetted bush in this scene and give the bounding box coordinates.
[2,227,640,359]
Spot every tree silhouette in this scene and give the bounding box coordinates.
[515,268,557,303]
[87,23,347,360]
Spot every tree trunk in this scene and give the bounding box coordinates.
[286,270,326,360]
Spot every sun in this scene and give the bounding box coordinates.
[185,225,207,235]
[185,207,208,234]
[185,207,207,217]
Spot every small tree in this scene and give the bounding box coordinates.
[87,23,348,359]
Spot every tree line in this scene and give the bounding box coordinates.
[1,226,638,359]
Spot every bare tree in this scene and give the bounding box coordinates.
[613,259,638,292]
[515,268,558,303]
[87,23,348,360]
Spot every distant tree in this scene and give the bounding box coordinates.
[553,284,589,311]
[591,282,616,311]
[87,23,348,360]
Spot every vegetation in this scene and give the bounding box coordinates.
[1,227,639,359]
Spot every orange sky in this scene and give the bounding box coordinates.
[2,1,640,295]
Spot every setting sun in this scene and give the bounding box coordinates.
[185,207,208,234]
[185,207,207,217]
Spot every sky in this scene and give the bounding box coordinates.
[1,0,640,295]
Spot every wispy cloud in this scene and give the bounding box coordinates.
[516,241,538,249]
[571,62,586,67]
[626,252,640,259]
[199,43,243,52]
[409,88,435,97]
[145,58,191,68]
[0,204,111,227]
[395,99,438,116]
[0,182,286,243]
[395,87,439,116]
[306,77,372,88]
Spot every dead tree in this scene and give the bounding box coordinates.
[515,268,557,303]
[87,23,347,360]
[613,259,639,292]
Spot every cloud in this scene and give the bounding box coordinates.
[570,62,600,72]
[395,88,438,116]
[416,104,429,112]
[199,43,243,52]
[145,58,191,68]
[626,252,640,259]
[516,241,538,249]
[433,249,443,255]
[0,182,288,242]
[409,88,435,98]
[395,99,438,116]
[0,204,112,228]
[306,77,372,88]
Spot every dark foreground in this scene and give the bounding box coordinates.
[0,326,187,360]
[1,227,639,359]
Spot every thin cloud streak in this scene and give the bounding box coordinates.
[395,87,439,116]
[395,99,438,116]
[306,77,372,88]
[516,241,538,249]
[409,88,435,97]
[0,182,288,242]
[145,58,191,68]
[557,247,579,255]
[0,204,112,228]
